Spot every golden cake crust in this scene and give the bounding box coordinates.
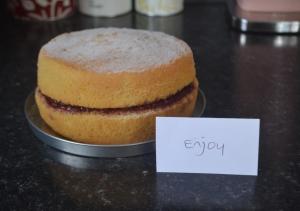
[36,28,199,145]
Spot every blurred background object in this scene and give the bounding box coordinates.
[7,0,75,21]
[229,0,300,33]
[78,0,132,17]
[237,0,300,13]
[135,0,184,16]
[135,13,183,37]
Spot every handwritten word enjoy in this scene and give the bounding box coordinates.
[184,138,224,156]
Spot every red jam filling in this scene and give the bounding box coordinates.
[41,82,195,114]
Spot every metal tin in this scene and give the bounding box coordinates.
[25,90,206,158]
[228,0,300,33]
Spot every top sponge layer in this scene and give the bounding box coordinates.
[41,28,191,73]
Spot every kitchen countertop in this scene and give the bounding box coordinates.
[1,2,300,210]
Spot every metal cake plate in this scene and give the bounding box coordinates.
[25,90,206,158]
[228,0,300,33]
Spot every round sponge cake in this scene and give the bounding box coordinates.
[36,28,198,144]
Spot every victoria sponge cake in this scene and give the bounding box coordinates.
[35,28,198,144]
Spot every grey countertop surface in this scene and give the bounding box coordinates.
[1,2,300,210]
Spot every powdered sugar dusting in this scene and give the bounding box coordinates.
[42,28,191,73]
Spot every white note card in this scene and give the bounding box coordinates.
[156,117,260,176]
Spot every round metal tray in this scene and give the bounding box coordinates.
[25,90,206,158]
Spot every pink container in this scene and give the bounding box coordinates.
[237,0,300,13]
[8,0,76,21]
